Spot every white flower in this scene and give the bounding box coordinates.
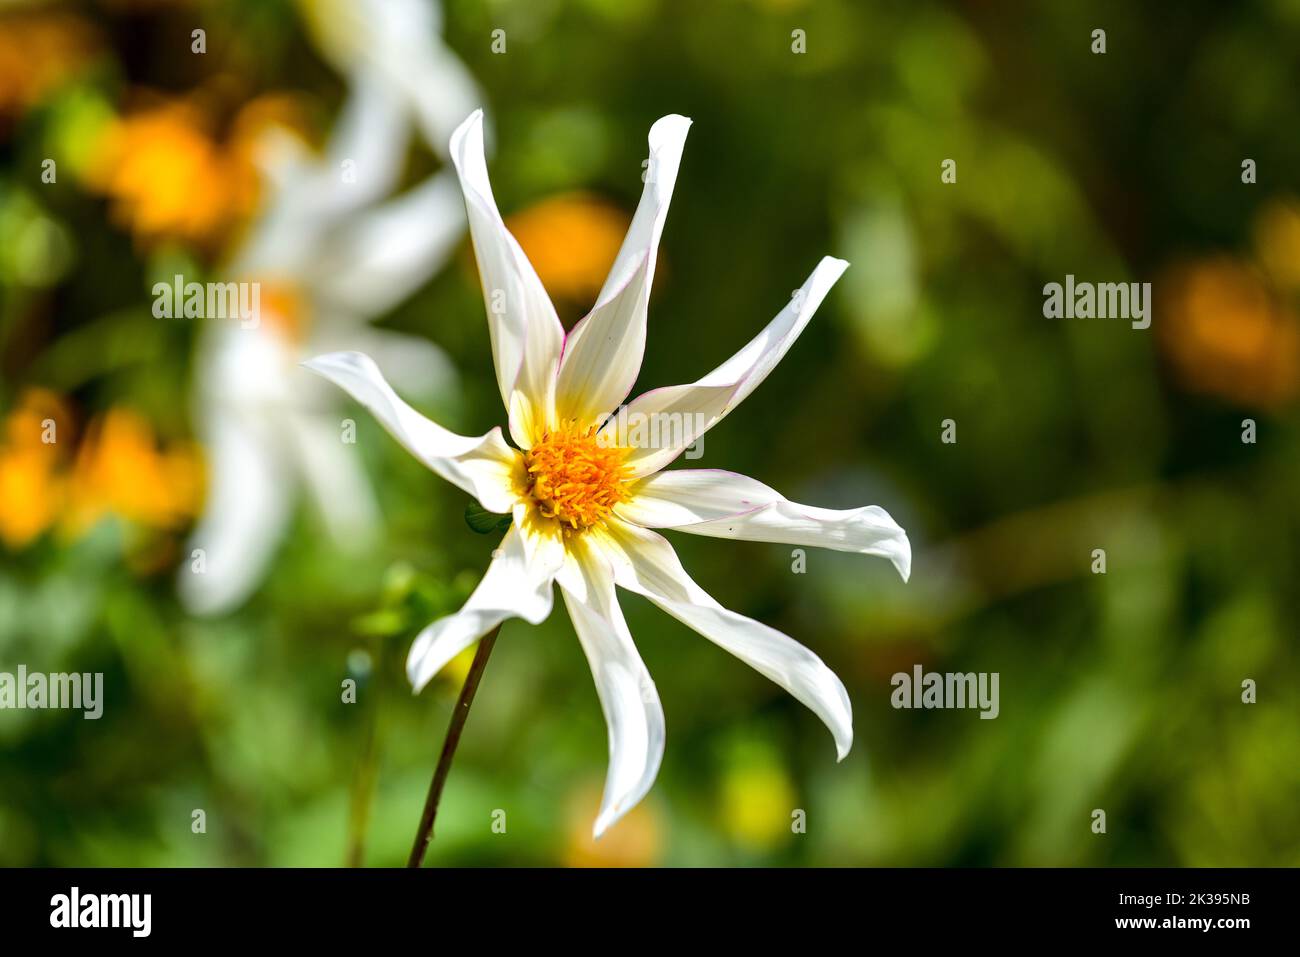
[305,110,911,836]
[296,0,481,156]
[179,0,478,615]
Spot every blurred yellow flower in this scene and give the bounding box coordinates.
[504,192,631,315]
[0,389,70,550]
[437,642,477,688]
[62,408,203,538]
[562,783,663,867]
[718,752,797,852]
[0,12,98,122]
[82,95,272,248]
[1158,257,1300,409]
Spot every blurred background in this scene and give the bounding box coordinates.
[2,0,1298,867]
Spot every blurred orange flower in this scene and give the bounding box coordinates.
[1,391,203,567]
[1158,257,1300,409]
[562,782,663,867]
[84,99,251,247]
[0,389,71,549]
[82,91,305,249]
[505,192,631,317]
[62,408,203,538]
[0,12,99,122]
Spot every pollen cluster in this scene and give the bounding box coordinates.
[524,424,630,531]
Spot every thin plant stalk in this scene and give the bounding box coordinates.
[345,644,382,867]
[406,625,501,868]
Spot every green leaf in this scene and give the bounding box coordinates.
[464,503,513,535]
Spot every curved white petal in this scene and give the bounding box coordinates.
[286,413,380,547]
[407,518,561,691]
[235,67,409,281]
[599,381,738,479]
[593,520,853,760]
[450,110,564,447]
[318,328,458,404]
[317,64,412,212]
[387,24,484,160]
[604,256,848,476]
[312,171,466,317]
[303,0,481,159]
[178,409,293,616]
[302,351,519,512]
[300,0,415,76]
[558,536,666,838]
[617,469,911,581]
[554,115,692,430]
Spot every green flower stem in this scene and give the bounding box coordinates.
[406,624,501,868]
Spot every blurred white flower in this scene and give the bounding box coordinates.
[306,111,911,836]
[179,0,479,615]
[297,0,481,155]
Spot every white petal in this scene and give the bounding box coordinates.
[593,521,853,760]
[407,519,562,691]
[554,115,692,430]
[286,414,380,547]
[312,171,466,318]
[387,23,484,159]
[599,381,737,479]
[235,67,408,280]
[317,65,411,211]
[302,351,519,512]
[319,328,457,403]
[307,0,482,158]
[617,469,911,581]
[450,110,564,447]
[178,408,293,616]
[558,536,666,838]
[604,256,848,476]
[301,0,404,75]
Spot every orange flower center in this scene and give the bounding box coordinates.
[524,425,630,531]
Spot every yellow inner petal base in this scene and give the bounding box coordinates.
[524,425,631,531]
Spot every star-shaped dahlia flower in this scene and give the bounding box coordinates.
[306,110,910,836]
